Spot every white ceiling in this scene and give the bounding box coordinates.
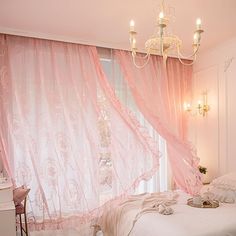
[0,0,236,55]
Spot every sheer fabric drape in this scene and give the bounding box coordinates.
[115,50,202,195]
[0,35,159,230]
[99,50,168,193]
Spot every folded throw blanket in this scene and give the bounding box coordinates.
[97,191,179,236]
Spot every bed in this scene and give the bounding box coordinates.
[128,192,236,236]
[96,173,236,236]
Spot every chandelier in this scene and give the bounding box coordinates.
[129,0,204,68]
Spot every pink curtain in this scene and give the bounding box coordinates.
[0,35,159,230]
[115,50,202,195]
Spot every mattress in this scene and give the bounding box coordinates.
[98,191,236,236]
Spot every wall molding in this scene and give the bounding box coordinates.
[224,57,234,72]
[193,65,220,180]
[224,57,235,172]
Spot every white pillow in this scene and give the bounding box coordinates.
[211,172,236,191]
[202,172,236,203]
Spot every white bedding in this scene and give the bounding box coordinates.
[131,196,236,236]
[98,191,236,236]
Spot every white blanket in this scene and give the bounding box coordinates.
[97,191,236,236]
[97,191,179,236]
[131,192,236,236]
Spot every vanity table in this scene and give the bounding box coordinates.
[0,179,16,236]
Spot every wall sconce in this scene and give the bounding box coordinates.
[197,100,210,116]
[184,92,210,117]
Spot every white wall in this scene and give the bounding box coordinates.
[189,37,236,182]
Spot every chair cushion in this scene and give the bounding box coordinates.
[13,186,30,205]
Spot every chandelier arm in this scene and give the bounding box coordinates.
[133,52,150,60]
[177,44,200,60]
[176,44,199,65]
[129,1,204,68]
[132,53,151,69]
[177,53,197,66]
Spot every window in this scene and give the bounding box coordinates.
[98,48,168,194]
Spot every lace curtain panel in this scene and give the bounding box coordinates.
[114,50,202,195]
[0,34,159,230]
[99,50,168,193]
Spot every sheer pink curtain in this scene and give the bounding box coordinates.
[0,35,159,231]
[115,50,202,195]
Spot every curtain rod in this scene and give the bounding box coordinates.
[0,28,192,62]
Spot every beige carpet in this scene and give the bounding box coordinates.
[16,224,99,236]
[17,229,80,236]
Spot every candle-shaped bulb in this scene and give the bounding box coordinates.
[130,20,135,27]
[159,11,165,25]
[183,102,187,111]
[184,102,191,111]
[130,20,135,31]
[159,11,164,19]
[196,18,201,25]
[196,18,201,30]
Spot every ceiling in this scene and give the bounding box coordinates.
[0,0,236,55]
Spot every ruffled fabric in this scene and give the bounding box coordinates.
[114,50,202,195]
[201,172,236,203]
[0,34,161,232]
[211,172,236,191]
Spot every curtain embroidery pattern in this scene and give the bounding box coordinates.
[115,50,202,195]
[0,35,159,231]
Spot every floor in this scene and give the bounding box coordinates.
[17,228,103,236]
[33,230,80,236]
[17,229,81,236]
